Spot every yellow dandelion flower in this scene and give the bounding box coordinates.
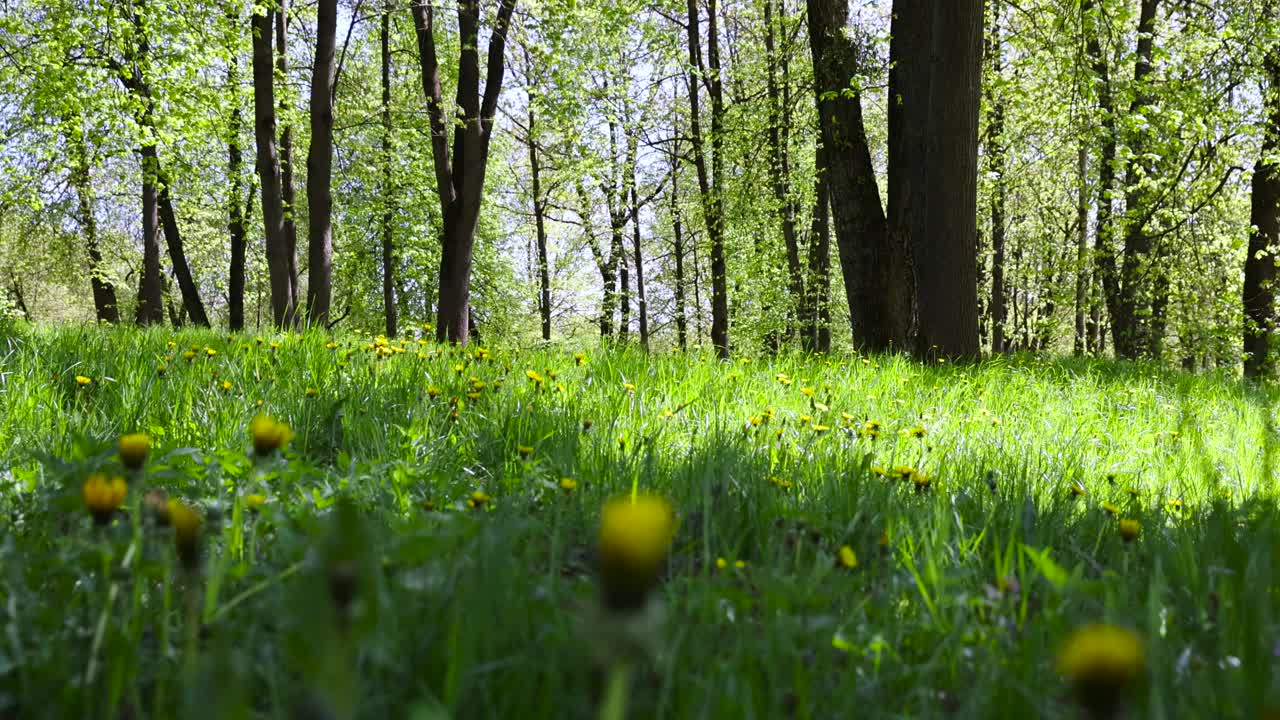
[118,433,151,470]
[167,499,202,570]
[1057,624,1145,717]
[182,350,196,362]
[1070,483,1088,498]
[716,557,728,571]
[799,386,815,397]
[517,445,534,458]
[325,341,339,350]
[305,387,318,398]
[559,477,577,492]
[838,545,858,569]
[75,375,92,386]
[812,424,830,433]
[1102,502,1119,516]
[598,494,675,610]
[427,386,442,398]
[467,490,491,510]
[574,353,586,366]
[913,473,933,492]
[526,369,544,385]
[82,473,127,525]
[249,414,294,456]
[244,493,268,511]
[205,347,217,357]
[156,365,167,377]
[623,382,636,392]
[220,380,233,392]
[1119,519,1141,542]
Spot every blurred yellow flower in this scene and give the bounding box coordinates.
[598,494,676,610]
[559,477,578,492]
[75,375,92,386]
[1119,518,1141,542]
[838,545,858,569]
[118,433,151,470]
[467,490,491,510]
[1057,624,1144,717]
[83,473,127,525]
[244,493,268,510]
[167,499,202,570]
[305,387,319,398]
[249,414,294,456]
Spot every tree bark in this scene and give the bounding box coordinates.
[306,0,337,326]
[381,3,398,338]
[1074,144,1089,355]
[151,156,211,326]
[1113,0,1161,358]
[253,7,297,328]
[986,0,1007,353]
[631,170,649,350]
[527,100,551,341]
[765,0,804,342]
[576,179,615,338]
[671,154,688,351]
[909,0,983,359]
[809,0,906,351]
[411,0,517,344]
[276,2,300,315]
[70,123,119,324]
[1083,0,1119,356]
[1243,47,1280,378]
[803,136,832,352]
[686,0,730,357]
[227,39,248,332]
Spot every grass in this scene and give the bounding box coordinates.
[1,323,1279,719]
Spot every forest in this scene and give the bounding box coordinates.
[0,0,1275,369]
[3,1,1280,718]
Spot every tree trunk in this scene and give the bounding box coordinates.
[528,102,551,341]
[671,156,688,351]
[577,179,614,337]
[381,4,398,338]
[1083,0,1119,356]
[1074,144,1088,355]
[1243,47,1280,379]
[907,0,983,359]
[306,0,337,326]
[765,0,803,342]
[137,149,164,325]
[986,0,1007,354]
[253,7,297,328]
[149,156,211,326]
[803,137,833,352]
[276,2,300,316]
[686,0,729,357]
[227,43,248,332]
[411,0,517,344]
[1114,0,1162,359]
[809,0,906,351]
[631,174,649,350]
[70,124,119,323]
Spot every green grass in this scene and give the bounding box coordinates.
[1,323,1279,719]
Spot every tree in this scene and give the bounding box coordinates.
[1244,46,1280,378]
[306,0,338,326]
[253,1,298,328]
[685,0,730,357]
[410,0,518,345]
[68,120,120,324]
[381,1,398,338]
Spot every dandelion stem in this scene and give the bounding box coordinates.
[598,663,631,720]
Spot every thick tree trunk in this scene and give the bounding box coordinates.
[306,0,337,326]
[908,0,983,359]
[765,0,803,340]
[276,2,300,315]
[809,0,905,351]
[253,7,297,328]
[227,48,248,332]
[686,0,729,357]
[1243,48,1280,379]
[411,0,517,344]
[70,125,119,323]
[137,150,164,325]
[381,5,398,338]
[1114,0,1162,359]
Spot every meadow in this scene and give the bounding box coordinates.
[1,324,1278,719]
